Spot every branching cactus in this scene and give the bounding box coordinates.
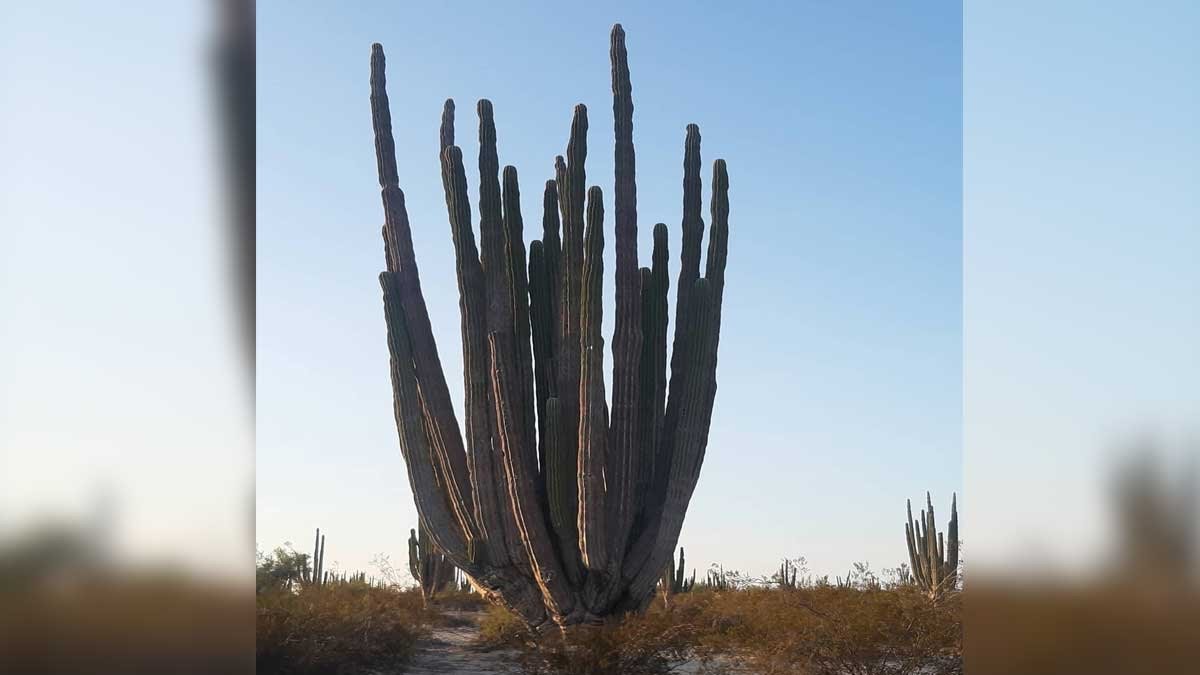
[905,493,960,600]
[370,24,730,628]
[408,526,455,602]
[658,547,695,607]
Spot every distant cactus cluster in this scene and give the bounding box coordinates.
[700,565,731,591]
[408,525,456,602]
[777,559,799,589]
[905,493,959,600]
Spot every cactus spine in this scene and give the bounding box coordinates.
[408,526,456,602]
[371,24,729,628]
[905,493,960,600]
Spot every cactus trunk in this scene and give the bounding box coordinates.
[371,24,729,629]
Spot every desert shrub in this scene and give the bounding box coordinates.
[686,586,961,675]
[477,604,528,649]
[477,602,722,675]
[256,582,431,674]
[433,587,488,613]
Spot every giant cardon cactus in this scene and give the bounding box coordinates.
[370,24,729,628]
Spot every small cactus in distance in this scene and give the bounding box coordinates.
[700,564,730,591]
[777,558,799,589]
[658,546,695,606]
[905,492,960,601]
[305,528,326,587]
[408,525,456,602]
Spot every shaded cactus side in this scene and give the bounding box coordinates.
[905,493,960,600]
[408,525,456,601]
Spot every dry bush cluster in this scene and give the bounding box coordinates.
[255,582,433,675]
[479,602,719,675]
[685,586,961,675]
[478,585,960,675]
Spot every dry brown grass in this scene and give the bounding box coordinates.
[477,601,721,675]
[682,586,961,675]
[256,582,433,674]
[476,586,960,675]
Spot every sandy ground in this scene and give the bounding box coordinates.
[393,611,750,674]
[401,613,519,674]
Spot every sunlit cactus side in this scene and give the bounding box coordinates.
[455,568,473,593]
[370,23,729,629]
[408,526,455,602]
[658,547,695,606]
[905,493,960,600]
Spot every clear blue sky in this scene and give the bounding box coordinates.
[965,1,1199,575]
[256,1,962,580]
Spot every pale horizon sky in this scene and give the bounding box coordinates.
[257,1,962,581]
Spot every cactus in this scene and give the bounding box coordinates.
[455,568,473,593]
[370,24,729,628]
[905,493,960,600]
[305,528,326,587]
[700,565,730,591]
[658,547,695,606]
[777,559,799,589]
[408,525,456,602]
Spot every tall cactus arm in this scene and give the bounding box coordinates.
[607,23,644,564]
[543,397,584,584]
[529,241,553,471]
[577,186,611,575]
[502,165,537,481]
[633,226,669,525]
[489,331,577,619]
[439,142,507,567]
[553,105,589,561]
[626,279,716,604]
[380,272,470,562]
[372,45,478,551]
[541,180,563,385]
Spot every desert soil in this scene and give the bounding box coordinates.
[394,610,748,674]
[401,612,518,674]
